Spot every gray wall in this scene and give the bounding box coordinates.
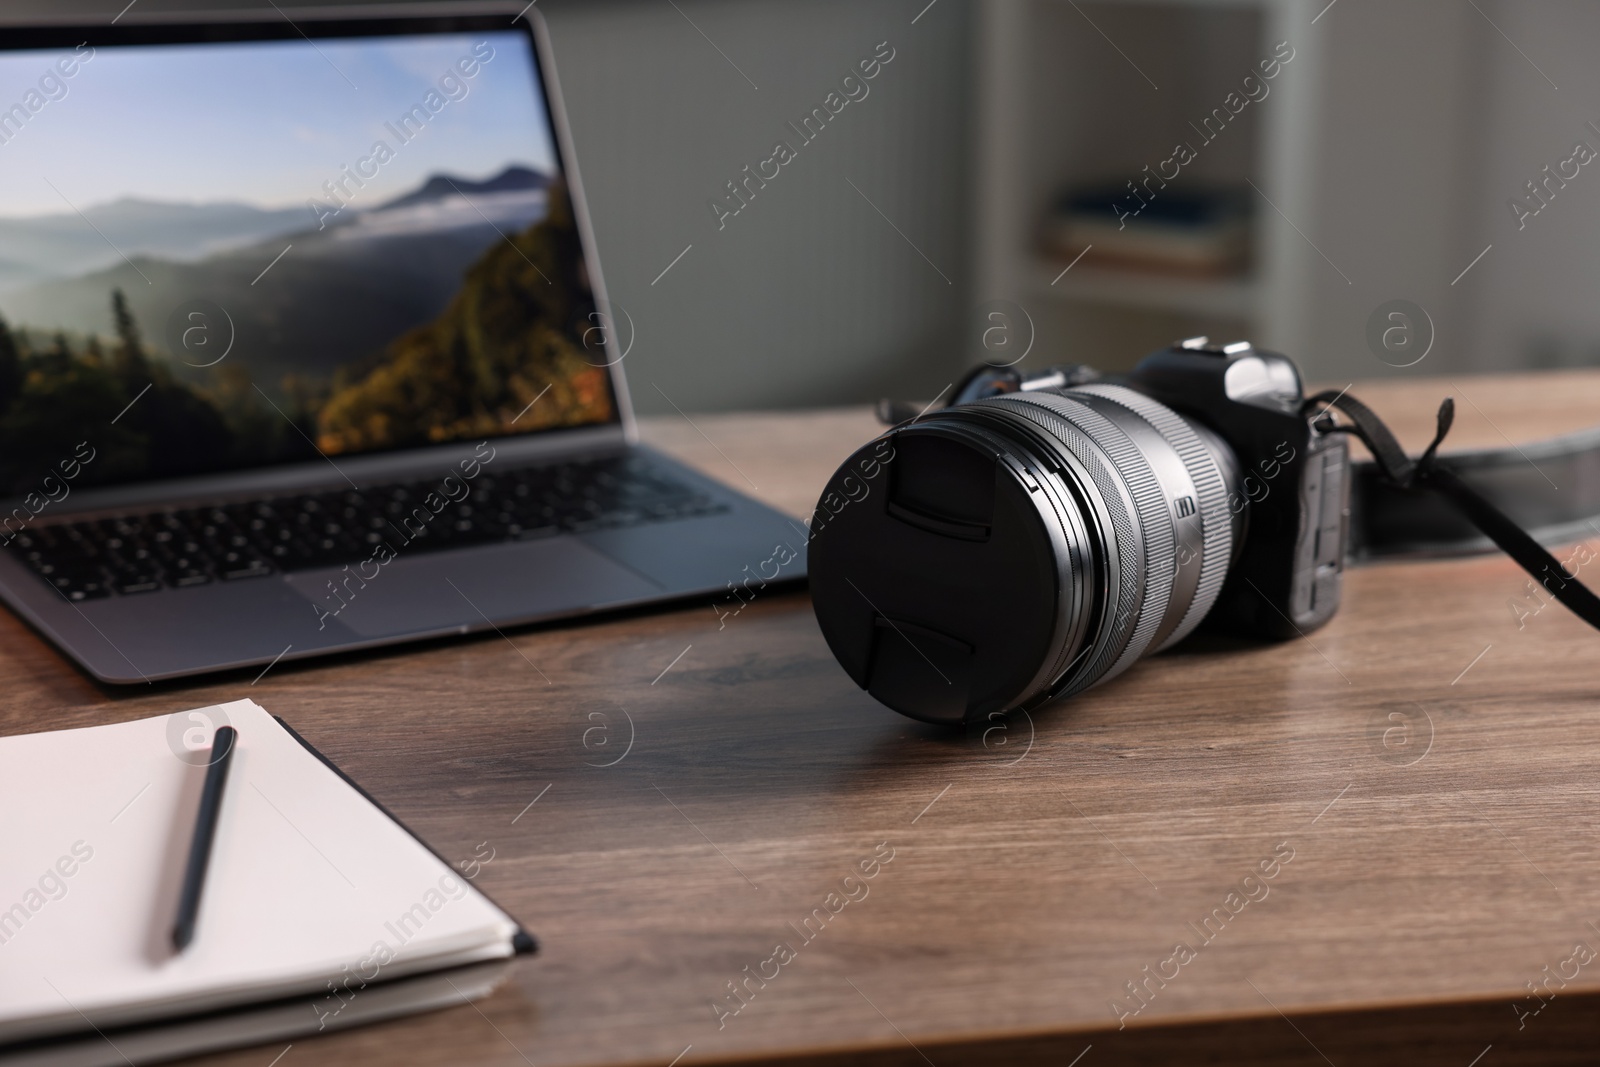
[1296,0,1485,382]
[539,0,973,414]
[1458,0,1600,373]
[1289,0,1600,383]
[2,0,974,415]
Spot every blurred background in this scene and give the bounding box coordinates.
[9,0,1600,414]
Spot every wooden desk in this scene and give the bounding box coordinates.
[6,371,1600,1067]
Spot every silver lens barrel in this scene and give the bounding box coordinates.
[969,383,1240,704]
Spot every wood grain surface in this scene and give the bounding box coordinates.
[5,370,1600,1067]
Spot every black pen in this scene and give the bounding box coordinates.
[172,725,237,952]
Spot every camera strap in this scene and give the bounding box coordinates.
[1305,390,1600,633]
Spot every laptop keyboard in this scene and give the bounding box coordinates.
[4,455,727,602]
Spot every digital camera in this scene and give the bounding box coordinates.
[808,337,1350,725]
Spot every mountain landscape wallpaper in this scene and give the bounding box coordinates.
[0,31,614,494]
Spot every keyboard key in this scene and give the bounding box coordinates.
[112,573,163,595]
[49,568,109,600]
[221,556,273,580]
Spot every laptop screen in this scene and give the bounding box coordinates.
[0,18,618,499]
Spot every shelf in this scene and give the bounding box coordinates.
[976,0,1319,361]
[1030,258,1260,319]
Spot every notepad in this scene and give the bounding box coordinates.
[0,699,531,1064]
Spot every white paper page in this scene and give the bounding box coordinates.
[0,699,518,1044]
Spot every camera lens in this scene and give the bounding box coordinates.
[809,384,1242,724]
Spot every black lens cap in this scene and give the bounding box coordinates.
[808,421,1068,725]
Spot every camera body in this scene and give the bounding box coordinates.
[1126,337,1348,639]
[807,337,1349,724]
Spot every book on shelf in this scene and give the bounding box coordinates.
[1044,185,1252,278]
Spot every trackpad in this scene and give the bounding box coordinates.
[284,538,664,638]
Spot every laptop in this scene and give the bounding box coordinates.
[0,4,806,684]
